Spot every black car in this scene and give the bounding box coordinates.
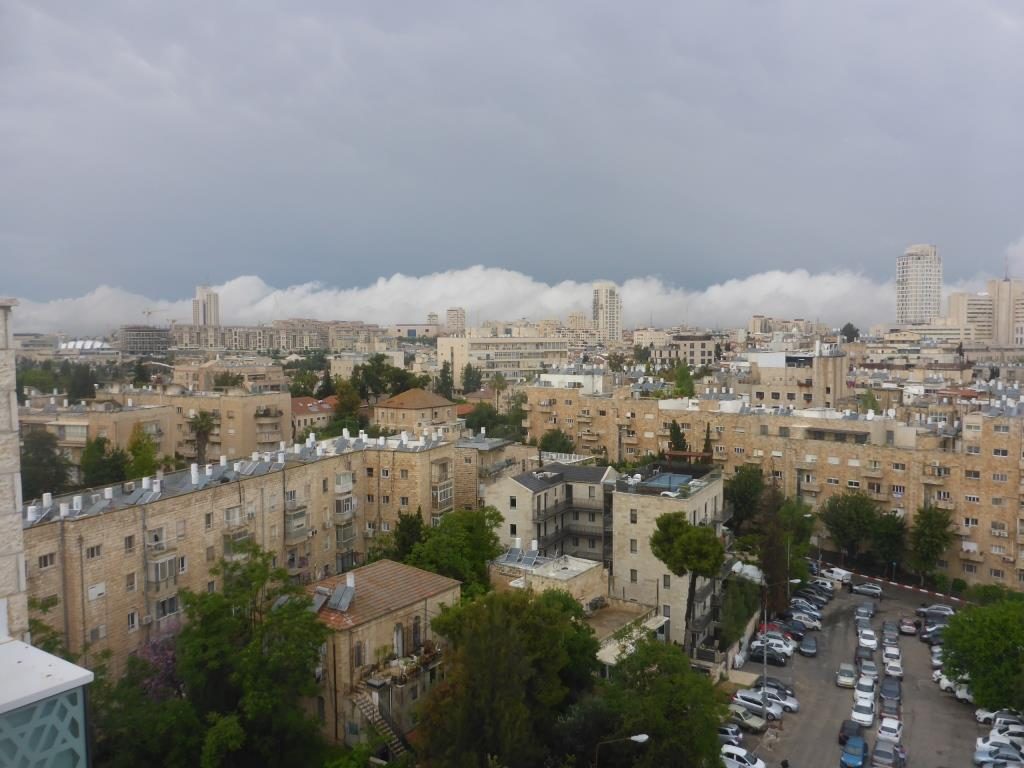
[855,646,874,664]
[798,636,818,657]
[753,675,795,696]
[882,630,900,647]
[879,677,902,703]
[879,698,901,720]
[793,590,827,608]
[882,620,899,634]
[748,645,787,667]
[779,621,806,641]
[838,719,864,746]
[920,626,945,646]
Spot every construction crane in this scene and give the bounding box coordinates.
[142,307,169,320]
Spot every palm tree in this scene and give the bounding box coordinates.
[189,410,217,465]
[491,372,508,413]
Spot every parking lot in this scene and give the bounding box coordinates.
[737,581,978,768]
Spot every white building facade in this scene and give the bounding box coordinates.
[896,245,942,325]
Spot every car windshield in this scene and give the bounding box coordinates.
[843,741,862,756]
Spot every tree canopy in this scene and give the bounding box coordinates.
[908,503,955,584]
[943,600,1024,710]
[725,465,764,536]
[840,322,860,342]
[672,364,695,397]
[820,490,879,562]
[406,506,503,598]
[288,369,318,398]
[80,436,130,488]
[350,354,431,402]
[461,363,483,394]
[435,361,454,400]
[668,419,688,452]
[126,424,159,479]
[20,430,71,500]
[213,372,244,389]
[188,411,217,466]
[650,512,725,639]
[539,428,575,454]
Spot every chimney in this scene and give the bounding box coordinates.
[342,428,350,439]
[153,479,162,494]
[60,503,70,519]
[480,427,487,437]
[42,492,53,507]
[277,452,286,464]
[220,455,227,467]
[104,487,113,500]
[279,441,286,451]
[309,432,316,443]
[142,477,152,490]
[62,399,68,407]
[190,464,200,485]
[346,572,355,589]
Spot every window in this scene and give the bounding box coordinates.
[663,605,671,618]
[124,535,135,554]
[381,495,390,505]
[125,572,136,592]
[366,468,374,477]
[630,539,638,553]
[588,537,596,549]
[994,473,1008,483]
[206,545,215,562]
[991,569,1005,579]
[89,625,107,643]
[891,462,906,471]
[965,495,980,504]
[381,468,390,478]
[87,582,106,601]
[178,556,187,574]
[86,544,102,560]
[734,447,745,455]
[509,496,517,509]
[270,524,278,539]
[176,519,186,540]
[963,517,979,527]
[367,494,374,503]
[994,448,1009,457]
[847,480,860,489]
[323,478,328,492]
[995,424,1011,433]
[993,544,1007,555]
[205,512,213,530]
[630,509,638,524]
[354,641,364,667]
[827,477,839,486]
[572,536,580,547]
[963,563,978,574]
[207,581,216,593]
[965,469,981,479]
[993,497,1005,507]
[891,485,905,496]
[967,446,981,455]
[156,595,179,619]
[128,611,138,632]
[663,574,671,589]
[400,469,409,479]
[778,427,790,438]
[400,496,409,507]
[38,553,55,570]
[629,569,638,583]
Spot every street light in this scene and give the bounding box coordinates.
[594,734,650,766]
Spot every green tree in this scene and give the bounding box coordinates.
[908,503,956,585]
[633,344,651,363]
[333,379,362,420]
[20,430,71,500]
[725,465,764,536]
[394,509,426,561]
[649,512,725,646]
[213,372,244,389]
[407,507,503,598]
[820,490,879,563]
[80,436,130,487]
[859,390,881,412]
[756,486,790,613]
[840,322,860,342]
[462,363,483,394]
[491,372,508,410]
[127,424,160,479]
[539,428,575,455]
[606,638,725,768]
[436,361,455,400]
[702,423,712,456]
[188,411,217,466]
[718,578,762,649]
[67,363,97,400]
[668,419,688,452]
[132,360,150,386]
[314,366,335,399]
[465,403,500,434]
[672,364,695,397]
[606,352,626,372]
[418,589,599,768]
[943,600,1024,710]
[288,369,318,398]
[871,512,907,575]
[175,542,330,768]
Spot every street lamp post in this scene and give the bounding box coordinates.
[594,733,650,767]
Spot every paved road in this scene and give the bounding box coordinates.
[738,583,978,768]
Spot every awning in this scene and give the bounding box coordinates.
[596,615,669,666]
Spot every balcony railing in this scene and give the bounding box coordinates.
[334,476,355,494]
[958,548,984,562]
[146,568,177,593]
[285,521,308,545]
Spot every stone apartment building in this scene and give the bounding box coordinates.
[522,383,1024,590]
[611,467,726,652]
[18,401,177,484]
[100,384,292,464]
[437,336,570,390]
[454,434,536,511]
[20,432,461,673]
[171,358,286,393]
[292,397,337,440]
[310,560,460,753]
[371,389,458,434]
[484,463,620,564]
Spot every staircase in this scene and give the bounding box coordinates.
[352,685,407,758]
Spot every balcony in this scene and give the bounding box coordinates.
[932,498,956,511]
[861,466,883,478]
[285,497,306,513]
[334,498,356,525]
[958,548,984,563]
[146,537,176,555]
[431,479,454,512]
[581,433,600,442]
[922,467,949,485]
[223,532,252,561]
[623,435,639,445]
[950,523,970,537]
[146,563,177,593]
[286,555,309,576]
[254,408,282,421]
[577,414,592,423]
[335,475,355,494]
[285,518,309,545]
[1017,532,1024,546]
[223,513,248,530]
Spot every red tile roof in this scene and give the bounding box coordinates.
[375,388,455,410]
[309,560,461,631]
[292,396,336,416]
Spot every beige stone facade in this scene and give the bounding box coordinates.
[454,437,535,511]
[1,299,28,639]
[437,336,570,389]
[20,434,462,673]
[522,383,1024,589]
[371,389,457,433]
[171,358,286,393]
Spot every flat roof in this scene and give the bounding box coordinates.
[0,639,93,715]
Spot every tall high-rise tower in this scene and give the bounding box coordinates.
[192,285,220,327]
[896,245,942,325]
[446,307,466,335]
[592,281,622,344]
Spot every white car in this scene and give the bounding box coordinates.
[721,744,766,768]
[751,638,794,658]
[851,701,875,727]
[978,708,1024,726]
[938,674,957,692]
[791,613,822,630]
[956,684,975,704]
[977,735,1024,755]
[758,631,797,653]
[884,659,904,679]
[882,645,901,664]
[990,725,1024,748]
[858,629,878,650]
[877,717,903,742]
[854,676,877,707]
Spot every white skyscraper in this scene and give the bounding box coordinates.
[592,281,622,344]
[446,307,466,335]
[896,245,942,325]
[192,285,220,327]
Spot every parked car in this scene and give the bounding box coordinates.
[855,605,874,622]
[855,617,873,634]
[841,735,869,768]
[916,603,955,618]
[839,718,864,745]
[811,577,836,593]
[992,713,1024,730]
[718,722,743,747]
[855,647,875,667]
[899,617,918,635]
[859,629,879,651]
[747,645,788,668]
[973,744,1024,766]
[879,698,902,720]
[957,684,976,704]
[752,675,795,696]
[854,677,877,706]
[721,744,767,768]
[751,637,794,657]
[754,687,800,713]
[853,582,884,599]
[729,703,768,734]
[882,630,900,648]
[793,589,828,607]
[779,621,806,641]
[988,724,1024,748]
[978,736,1024,754]
[851,701,876,727]
[884,660,904,679]
[977,709,1023,726]
[732,690,785,721]
[757,631,797,653]
[858,601,877,618]
[790,612,822,630]
[837,663,858,688]
[877,717,903,743]
[860,660,880,681]
[822,566,853,584]
[870,738,907,768]
[920,626,945,645]
[882,645,901,664]
[938,673,959,693]
[798,635,818,657]
[790,600,823,620]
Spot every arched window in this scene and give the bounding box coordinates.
[354,640,364,668]
[412,616,422,650]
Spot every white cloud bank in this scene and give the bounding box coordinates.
[12,266,908,336]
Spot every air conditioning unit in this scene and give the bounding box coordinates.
[142,615,153,625]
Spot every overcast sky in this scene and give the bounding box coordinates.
[4,2,1024,331]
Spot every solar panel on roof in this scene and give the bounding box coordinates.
[504,547,521,563]
[327,583,348,610]
[337,586,355,611]
[311,592,329,613]
[521,549,539,567]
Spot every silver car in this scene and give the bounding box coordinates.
[732,690,785,722]
[754,687,800,713]
[836,663,858,688]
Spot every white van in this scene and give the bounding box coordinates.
[821,567,853,584]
